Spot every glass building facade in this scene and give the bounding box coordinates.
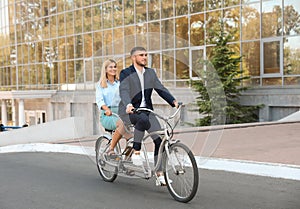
[0,0,300,128]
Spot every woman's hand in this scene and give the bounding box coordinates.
[105,109,112,116]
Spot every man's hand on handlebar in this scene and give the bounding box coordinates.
[126,104,134,114]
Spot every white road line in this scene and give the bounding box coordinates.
[1,143,299,181]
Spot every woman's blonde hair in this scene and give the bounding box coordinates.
[99,59,119,88]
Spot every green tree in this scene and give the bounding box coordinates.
[192,25,261,126]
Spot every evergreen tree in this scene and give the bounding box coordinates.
[191,26,261,126]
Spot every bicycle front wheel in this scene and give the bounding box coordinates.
[163,142,199,203]
[95,136,118,182]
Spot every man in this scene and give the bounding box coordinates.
[118,46,178,184]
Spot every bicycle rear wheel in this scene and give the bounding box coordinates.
[95,136,118,182]
[163,142,199,203]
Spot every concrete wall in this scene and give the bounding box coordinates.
[0,117,86,146]
[240,87,300,122]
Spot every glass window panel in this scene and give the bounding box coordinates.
[242,0,260,3]
[262,0,282,38]
[21,65,28,87]
[18,66,23,88]
[284,36,300,75]
[58,38,67,61]
[84,33,93,57]
[206,10,222,44]
[162,50,175,80]
[190,0,204,13]
[66,12,74,35]
[175,0,188,16]
[30,65,37,87]
[75,0,83,9]
[41,0,49,17]
[148,21,161,51]
[84,58,93,81]
[57,0,65,13]
[136,0,147,23]
[36,64,43,86]
[284,77,300,85]
[17,45,23,65]
[50,15,57,38]
[175,49,189,79]
[94,57,103,82]
[149,53,161,79]
[59,61,67,84]
[103,30,113,56]
[242,3,260,40]
[49,1,57,15]
[66,36,75,59]
[57,13,65,36]
[113,27,124,55]
[161,19,174,49]
[206,0,222,10]
[92,5,102,31]
[113,1,123,27]
[10,66,17,86]
[284,0,300,35]
[103,2,113,29]
[75,35,83,58]
[93,31,103,56]
[224,7,240,41]
[262,77,282,86]
[148,0,160,20]
[136,23,147,47]
[242,41,260,76]
[92,0,102,4]
[75,9,83,33]
[162,0,173,19]
[124,0,134,25]
[65,0,74,11]
[67,61,75,83]
[190,13,205,46]
[175,17,189,48]
[263,41,280,74]
[83,7,92,32]
[83,0,91,7]
[42,15,49,39]
[75,59,84,83]
[224,0,240,7]
[124,26,135,54]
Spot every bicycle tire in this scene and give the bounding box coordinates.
[95,136,118,182]
[163,142,199,203]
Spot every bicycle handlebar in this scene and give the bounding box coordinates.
[133,102,183,121]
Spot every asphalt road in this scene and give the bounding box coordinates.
[0,152,299,209]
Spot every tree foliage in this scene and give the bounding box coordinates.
[191,25,262,126]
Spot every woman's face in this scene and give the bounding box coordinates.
[106,62,117,77]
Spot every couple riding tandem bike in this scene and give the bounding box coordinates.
[95,103,199,203]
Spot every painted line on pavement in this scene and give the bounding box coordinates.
[0,143,299,181]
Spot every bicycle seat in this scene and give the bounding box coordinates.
[104,128,114,134]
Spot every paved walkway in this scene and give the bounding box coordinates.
[57,121,300,167]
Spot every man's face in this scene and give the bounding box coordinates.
[132,50,148,67]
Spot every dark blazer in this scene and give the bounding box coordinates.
[118,65,176,117]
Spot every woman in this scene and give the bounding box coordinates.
[96,59,131,157]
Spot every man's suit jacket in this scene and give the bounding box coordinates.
[118,65,175,118]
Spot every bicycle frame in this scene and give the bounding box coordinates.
[131,104,183,174]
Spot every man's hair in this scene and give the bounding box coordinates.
[130,46,146,56]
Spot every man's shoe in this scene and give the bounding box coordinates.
[157,175,173,186]
[131,152,143,166]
